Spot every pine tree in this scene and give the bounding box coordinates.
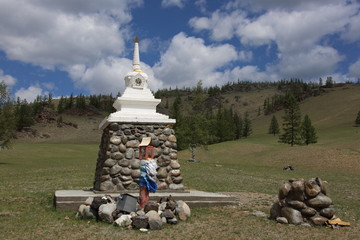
[242,111,252,138]
[75,94,86,109]
[170,94,182,121]
[165,98,169,109]
[325,76,334,88]
[268,115,280,136]
[279,95,302,146]
[216,105,235,142]
[0,82,16,147]
[57,96,65,113]
[66,93,74,109]
[301,114,317,145]
[47,93,54,109]
[355,110,360,126]
[15,99,34,131]
[233,112,243,139]
[175,80,211,149]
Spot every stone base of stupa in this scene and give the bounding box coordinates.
[93,122,183,192]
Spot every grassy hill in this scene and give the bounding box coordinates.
[2,84,359,239]
[19,84,359,145]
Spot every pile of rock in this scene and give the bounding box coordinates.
[93,123,183,192]
[76,195,190,231]
[270,177,336,226]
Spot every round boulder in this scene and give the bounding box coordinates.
[168,135,177,142]
[125,148,134,159]
[172,176,183,184]
[109,164,121,175]
[280,207,303,225]
[120,167,132,176]
[157,167,168,179]
[111,152,123,160]
[119,143,126,153]
[319,207,335,219]
[118,159,130,167]
[104,158,117,167]
[99,180,115,192]
[126,140,139,148]
[304,178,321,197]
[170,160,181,169]
[131,169,141,178]
[306,193,332,208]
[269,201,282,220]
[110,136,121,145]
[301,207,317,217]
[310,215,329,226]
[131,159,140,169]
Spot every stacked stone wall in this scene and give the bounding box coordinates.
[93,123,183,192]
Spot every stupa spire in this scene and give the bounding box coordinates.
[133,37,142,72]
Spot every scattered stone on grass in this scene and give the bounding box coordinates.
[76,194,191,231]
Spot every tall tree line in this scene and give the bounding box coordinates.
[171,81,252,150]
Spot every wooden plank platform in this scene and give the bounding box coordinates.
[54,189,238,210]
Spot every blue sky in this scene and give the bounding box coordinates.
[0,0,359,102]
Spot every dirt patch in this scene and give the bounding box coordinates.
[221,191,277,209]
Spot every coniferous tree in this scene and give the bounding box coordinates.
[216,105,235,142]
[325,76,334,88]
[89,94,101,108]
[175,80,211,149]
[279,95,302,146]
[355,111,360,126]
[0,82,15,147]
[57,96,65,113]
[268,115,280,136]
[47,93,55,110]
[233,112,243,139]
[66,93,74,109]
[242,111,252,138]
[15,99,34,131]
[165,98,169,109]
[301,114,317,145]
[170,94,182,121]
[75,94,86,109]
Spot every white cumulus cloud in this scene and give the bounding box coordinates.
[15,86,44,103]
[277,46,344,78]
[161,0,188,8]
[0,70,16,86]
[348,59,360,78]
[189,10,247,41]
[0,0,141,69]
[190,0,359,80]
[153,32,239,88]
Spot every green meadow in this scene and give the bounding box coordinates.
[0,85,359,239]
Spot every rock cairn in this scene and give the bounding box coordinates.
[76,195,191,231]
[93,123,183,192]
[270,177,336,226]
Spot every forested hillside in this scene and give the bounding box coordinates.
[1,79,359,148]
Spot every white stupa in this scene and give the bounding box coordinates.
[99,37,175,129]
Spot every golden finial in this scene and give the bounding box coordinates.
[134,36,139,43]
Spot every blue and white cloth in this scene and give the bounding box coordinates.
[139,159,158,193]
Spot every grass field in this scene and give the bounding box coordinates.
[0,85,359,239]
